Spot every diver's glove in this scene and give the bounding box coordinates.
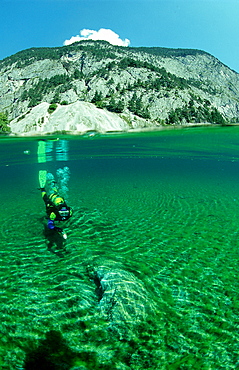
[55,227,63,233]
[55,227,67,240]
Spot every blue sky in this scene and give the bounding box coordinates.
[1,0,239,72]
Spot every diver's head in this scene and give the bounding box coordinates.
[50,193,64,206]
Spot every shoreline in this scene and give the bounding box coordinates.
[1,122,239,139]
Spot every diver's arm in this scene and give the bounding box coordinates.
[48,220,67,239]
[47,219,63,234]
[47,212,57,230]
[47,219,55,230]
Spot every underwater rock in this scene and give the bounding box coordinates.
[94,261,154,337]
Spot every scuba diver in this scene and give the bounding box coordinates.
[39,170,73,240]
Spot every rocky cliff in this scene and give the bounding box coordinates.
[0,40,239,135]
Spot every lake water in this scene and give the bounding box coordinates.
[0,126,239,369]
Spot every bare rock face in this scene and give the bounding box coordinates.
[10,101,129,135]
[94,261,155,337]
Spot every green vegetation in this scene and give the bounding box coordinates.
[131,46,210,58]
[128,93,150,119]
[0,41,211,69]
[20,74,74,107]
[118,57,189,90]
[166,99,227,125]
[90,91,106,109]
[91,91,103,105]
[0,40,117,68]
[107,97,125,113]
[48,103,58,114]
[0,112,10,133]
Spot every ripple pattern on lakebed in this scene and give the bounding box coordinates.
[0,168,239,369]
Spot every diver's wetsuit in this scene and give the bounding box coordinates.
[41,190,72,230]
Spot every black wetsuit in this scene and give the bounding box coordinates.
[42,192,72,230]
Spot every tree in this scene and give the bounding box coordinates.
[73,69,82,80]
[135,97,143,115]
[28,96,41,107]
[0,113,10,133]
[51,91,60,104]
[91,91,103,104]
[107,97,117,112]
[139,107,151,119]
[48,103,57,114]
[128,92,137,113]
[20,90,29,102]
[115,99,124,113]
[210,108,226,124]
[107,97,124,113]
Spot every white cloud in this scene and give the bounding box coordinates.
[64,28,130,47]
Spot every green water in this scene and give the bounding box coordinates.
[0,127,239,369]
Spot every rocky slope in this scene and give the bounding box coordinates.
[0,40,239,134]
[9,101,130,135]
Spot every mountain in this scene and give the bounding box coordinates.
[0,40,239,135]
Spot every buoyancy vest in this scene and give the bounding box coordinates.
[46,200,72,221]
